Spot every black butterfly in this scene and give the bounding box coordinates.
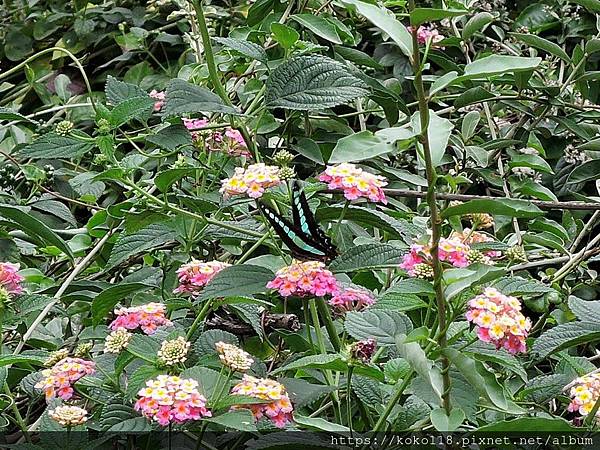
[258,181,337,262]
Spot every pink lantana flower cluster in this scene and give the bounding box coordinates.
[408,25,444,45]
[135,375,212,426]
[109,302,172,335]
[35,357,95,401]
[183,118,250,157]
[149,90,165,111]
[174,260,231,295]
[319,163,387,203]
[451,229,501,260]
[568,373,600,421]
[400,235,471,276]
[220,163,281,198]
[230,375,293,428]
[266,260,338,297]
[0,261,23,295]
[329,287,375,312]
[466,287,531,354]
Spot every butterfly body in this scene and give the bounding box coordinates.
[258,182,337,262]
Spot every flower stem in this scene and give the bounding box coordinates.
[346,365,354,436]
[408,0,451,415]
[186,300,212,340]
[315,296,341,352]
[371,370,414,432]
[190,0,258,159]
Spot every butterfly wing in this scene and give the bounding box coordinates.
[258,201,329,260]
[291,181,337,258]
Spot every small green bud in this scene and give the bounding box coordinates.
[55,120,74,136]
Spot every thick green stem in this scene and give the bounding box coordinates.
[190,0,258,159]
[186,300,213,340]
[371,371,414,432]
[346,365,354,436]
[315,296,341,352]
[408,0,451,415]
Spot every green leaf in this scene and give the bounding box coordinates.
[441,198,543,219]
[567,159,600,184]
[106,223,176,270]
[281,378,336,408]
[574,0,600,13]
[492,277,555,296]
[291,14,342,44]
[180,366,224,398]
[509,33,570,62]
[342,0,413,59]
[345,310,412,345]
[532,322,600,358]
[294,414,349,432]
[109,96,154,127]
[293,137,324,164]
[0,354,46,367]
[272,354,347,374]
[91,283,153,325]
[0,107,34,123]
[515,180,558,202]
[410,8,467,26]
[105,76,147,105]
[569,296,600,322]
[430,407,465,432]
[443,264,506,300]
[20,133,93,159]
[195,329,238,356]
[126,334,160,364]
[475,417,577,432]
[443,348,525,414]
[108,417,151,432]
[460,55,541,80]
[508,153,553,173]
[373,292,427,312]
[265,55,368,110]
[270,23,299,50]
[154,168,201,192]
[213,37,267,63]
[198,264,274,301]
[146,124,192,151]
[163,79,239,117]
[202,410,257,432]
[329,131,394,164]
[329,244,406,272]
[412,110,453,167]
[125,365,162,399]
[396,337,443,405]
[387,278,434,296]
[462,12,494,40]
[461,110,480,141]
[429,71,458,97]
[0,205,74,259]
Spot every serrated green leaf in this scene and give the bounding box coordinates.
[106,222,176,269]
[146,124,192,150]
[198,264,274,301]
[109,96,154,127]
[569,296,600,322]
[19,133,93,159]
[329,244,405,272]
[163,79,239,117]
[91,283,154,325]
[265,55,368,110]
[213,37,267,63]
[492,277,555,296]
[534,321,600,358]
[373,292,427,312]
[105,76,147,105]
[345,310,412,345]
[195,329,238,356]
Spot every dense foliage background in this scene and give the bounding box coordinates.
[3,0,600,447]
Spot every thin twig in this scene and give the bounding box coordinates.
[323,188,600,211]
